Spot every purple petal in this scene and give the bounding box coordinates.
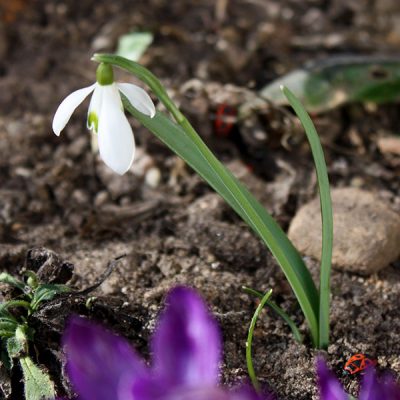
[316,358,348,400]
[63,316,147,400]
[152,286,221,388]
[160,385,268,400]
[124,375,229,400]
[160,386,230,400]
[359,368,380,400]
[360,369,400,400]
[120,374,166,400]
[230,385,272,400]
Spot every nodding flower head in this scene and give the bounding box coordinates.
[52,63,155,175]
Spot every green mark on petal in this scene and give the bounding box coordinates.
[88,111,99,133]
[96,63,114,86]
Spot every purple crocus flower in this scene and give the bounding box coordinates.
[317,358,400,400]
[61,286,266,400]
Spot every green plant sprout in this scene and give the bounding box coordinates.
[242,286,303,344]
[246,289,273,391]
[53,55,333,350]
[0,272,71,400]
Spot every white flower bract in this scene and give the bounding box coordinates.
[52,81,155,175]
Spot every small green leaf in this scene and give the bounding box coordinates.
[246,289,273,391]
[6,336,24,359]
[6,325,28,361]
[0,314,19,335]
[0,331,14,339]
[31,284,71,311]
[0,300,31,313]
[243,286,303,343]
[25,271,39,290]
[0,272,25,291]
[116,32,153,62]
[20,356,55,400]
[0,317,18,338]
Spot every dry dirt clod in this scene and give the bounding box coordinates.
[288,187,400,275]
[25,247,74,284]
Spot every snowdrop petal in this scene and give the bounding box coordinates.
[316,358,348,400]
[97,84,135,175]
[87,84,103,132]
[152,286,221,388]
[64,316,146,400]
[117,82,156,117]
[52,83,96,136]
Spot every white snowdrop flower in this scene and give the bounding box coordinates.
[52,63,155,175]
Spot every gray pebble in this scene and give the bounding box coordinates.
[288,187,400,275]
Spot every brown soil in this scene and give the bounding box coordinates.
[1,1,400,399]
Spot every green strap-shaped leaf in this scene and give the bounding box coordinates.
[243,286,303,343]
[126,106,320,346]
[246,289,273,391]
[282,86,333,349]
[20,357,55,400]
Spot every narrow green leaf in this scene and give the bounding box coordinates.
[31,284,71,311]
[0,331,14,339]
[0,272,25,291]
[0,314,18,325]
[125,105,320,346]
[243,286,303,343]
[20,357,55,400]
[0,300,31,313]
[282,86,333,349]
[246,289,273,391]
[0,316,18,335]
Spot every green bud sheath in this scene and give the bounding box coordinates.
[96,63,114,86]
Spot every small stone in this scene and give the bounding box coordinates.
[377,136,400,156]
[288,188,400,275]
[132,147,155,178]
[94,190,110,207]
[145,167,161,188]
